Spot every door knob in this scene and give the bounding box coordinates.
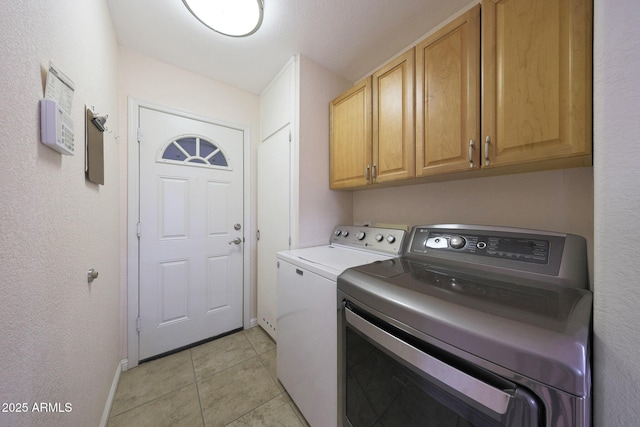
[228,237,242,245]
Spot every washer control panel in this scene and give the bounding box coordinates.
[331,225,406,255]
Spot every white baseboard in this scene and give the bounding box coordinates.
[100,360,126,427]
[248,317,258,328]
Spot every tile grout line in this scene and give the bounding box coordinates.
[222,392,292,427]
[200,355,281,426]
[193,333,261,425]
[110,328,281,426]
[108,382,198,423]
[191,348,207,427]
[192,328,275,384]
[194,352,260,383]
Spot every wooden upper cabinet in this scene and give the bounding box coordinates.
[416,5,480,177]
[329,77,372,189]
[372,49,416,183]
[328,0,592,189]
[481,0,593,168]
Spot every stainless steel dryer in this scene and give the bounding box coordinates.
[337,224,592,427]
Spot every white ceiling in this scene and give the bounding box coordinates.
[107,0,472,95]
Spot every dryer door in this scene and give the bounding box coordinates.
[340,302,542,427]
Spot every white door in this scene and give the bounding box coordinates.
[138,107,244,360]
[256,125,291,340]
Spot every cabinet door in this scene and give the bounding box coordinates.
[329,78,372,189]
[416,6,480,176]
[372,49,415,183]
[482,0,592,168]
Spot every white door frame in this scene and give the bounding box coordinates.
[126,98,252,369]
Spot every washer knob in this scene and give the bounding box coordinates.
[386,235,396,243]
[375,234,384,242]
[334,230,342,236]
[355,231,366,240]
[342,231,349,237]
[449,235,466,249]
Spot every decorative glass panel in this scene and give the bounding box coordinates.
[160,136,229,168]
[199,142,216,158]
[179,137,197,156]
[162,143,188,162]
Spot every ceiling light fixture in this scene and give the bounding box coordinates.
[182,0,264,37]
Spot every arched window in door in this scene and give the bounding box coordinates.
[159,136,229,168]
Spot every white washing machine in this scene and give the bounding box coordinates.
[276,225,406,427]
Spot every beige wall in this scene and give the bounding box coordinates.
[593,0,640,425]
[0,1,637,426]
[117,47,261,356]
[0,0,120,425]
[354,167,594,281]
[297,56,353,247]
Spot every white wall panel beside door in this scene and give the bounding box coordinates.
[260,57,295,141]
[256,125,291,340]
[256,55,353,341]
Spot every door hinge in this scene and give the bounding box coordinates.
[137,128,143,143]
[136,317,141,333]
[137,222,141,238]
[257,229,260,241]
[289,130,292,142]
[289,236,292,246]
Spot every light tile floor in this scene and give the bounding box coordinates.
[108,327,310,427]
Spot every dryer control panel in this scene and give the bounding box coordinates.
[420,231,550,264]
[405,224,589,289]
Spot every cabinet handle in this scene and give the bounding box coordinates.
[468,140,475,168]
[372,163,377,180]
[484,136,491,166]
[365,164,370,180]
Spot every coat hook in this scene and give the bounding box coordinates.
[88,268,99,283]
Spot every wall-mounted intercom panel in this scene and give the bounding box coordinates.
[40,98,75,155]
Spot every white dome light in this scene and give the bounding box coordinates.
[182,0,264,37]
